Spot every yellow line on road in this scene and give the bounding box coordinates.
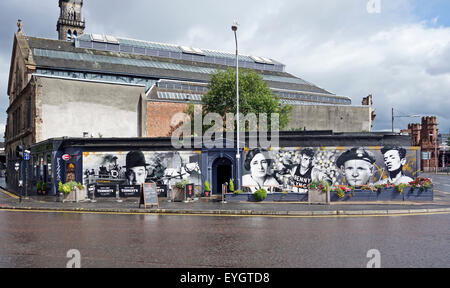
[0,208,449,219]
[0,189,20,199]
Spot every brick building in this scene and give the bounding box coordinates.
[404,116,440,171]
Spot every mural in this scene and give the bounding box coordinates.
[242,146,419,193]
[82,151,202,189]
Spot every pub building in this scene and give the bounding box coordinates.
[21,131,424,201]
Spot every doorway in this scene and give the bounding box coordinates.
[212,157,232,195]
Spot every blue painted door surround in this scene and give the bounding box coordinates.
[202,147,243,195]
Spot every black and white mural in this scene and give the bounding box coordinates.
[242,146,419,193]
[82,151,202,188]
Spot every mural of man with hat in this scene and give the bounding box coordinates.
[125,151,149,186]
[376,146,413,185]
[336,147,376,187]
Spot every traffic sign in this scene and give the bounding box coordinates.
[24,152,30,160]
[62,154,71,161]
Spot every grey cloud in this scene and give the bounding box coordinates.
[0,0,449,137]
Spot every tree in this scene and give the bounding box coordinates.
[200,68,293,131]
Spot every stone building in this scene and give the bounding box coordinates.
[5,0,376,192]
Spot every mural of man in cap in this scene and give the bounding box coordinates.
[376,146,413,185]
[336,147,376,187]
[125,151,149,185]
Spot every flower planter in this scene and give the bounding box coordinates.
[171,187,185,202]
[225,193,249,202]
[346,189,378,201]
[376,187,403,201]
[63,191,76,202]
[404,186,433,201]
[330,192,349,202]
[308,189,328,204]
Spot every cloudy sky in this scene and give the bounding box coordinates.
[0,0,449,138]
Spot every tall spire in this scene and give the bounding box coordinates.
[57,0,85,41]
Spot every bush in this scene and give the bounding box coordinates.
[175,180,189,189]
[229,179,235,192]
[233,190,243,195]
[204,181,211,193]
[254,189,267,201]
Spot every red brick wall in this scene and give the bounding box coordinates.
[147,102,193,137]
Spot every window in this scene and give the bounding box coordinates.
[67,30,72,41]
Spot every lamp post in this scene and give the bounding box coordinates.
[391,108,420,133]
[232,21,240,190]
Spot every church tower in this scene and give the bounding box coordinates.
[57,0,85,41]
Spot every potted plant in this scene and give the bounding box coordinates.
[172,180,189,202]
[376,182,402,200]
[228,179,235,193]
[60,182,74,202]
[406,177,433,201]
[204,181,211,197]
[36,181,42,195]
[41,182,47,195]
[331,185,351,201]
[308,180,330,204]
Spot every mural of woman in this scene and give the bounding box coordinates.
[242,148,279,193]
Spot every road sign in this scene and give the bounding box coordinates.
[24,153,30,160]
[14,163,20,171]
[422,152,431,160]
[62,154,71,161]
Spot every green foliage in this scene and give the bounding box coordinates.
[229,179,235,192]
[36,181,42,191]
[254,189,268,201]
[58,181,63,193]
[395,183,408,194]
[201,68,293,131]
[42,182,47,191]
[233,190,243,195]
[175,180,190,189]
[308,180,330,193]
[204,181,211,192]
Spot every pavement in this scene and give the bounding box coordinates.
[1,173,450,217]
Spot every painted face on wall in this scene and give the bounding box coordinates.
[250,153,269,178]
[383,150,405,172]
[126,166,148,185]
[342,159,373,186]
[300,154,313,169]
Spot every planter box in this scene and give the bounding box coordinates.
[404,186,433,201]
[225,193,249,202]
[62,188,87,203]
[346,190,378,201]
[171,187,185,202]
[308,189,328,204]
[330,192,348,202]
[377,187,404,201]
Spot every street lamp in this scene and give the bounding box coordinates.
[232,21,240,190]
[391,108,420,133]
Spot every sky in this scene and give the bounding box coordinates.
[0,0,449,139]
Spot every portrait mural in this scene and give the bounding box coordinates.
[242,146,418,193]
[82,151,202,188]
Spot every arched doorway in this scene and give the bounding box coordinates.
[212,157,232,195]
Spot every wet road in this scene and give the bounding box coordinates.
[0,210,448,268]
